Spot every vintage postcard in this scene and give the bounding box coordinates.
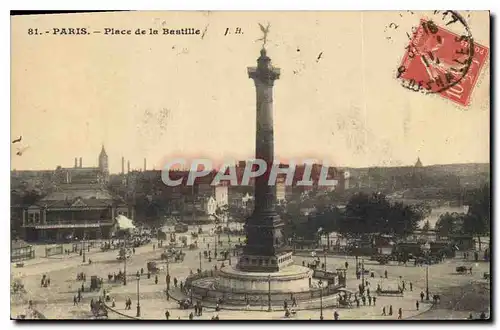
[10,11,490,321]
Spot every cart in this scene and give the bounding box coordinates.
[178,298,193,309]
[90,276,102,291]
[147,261,160,273]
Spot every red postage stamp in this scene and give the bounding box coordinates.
[398,19,489,106]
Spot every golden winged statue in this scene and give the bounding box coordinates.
[256,22,271,48]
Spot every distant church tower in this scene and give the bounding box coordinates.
[415,157,423,168]
[98,145,109,182]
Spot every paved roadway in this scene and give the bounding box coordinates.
[11,226,490,320]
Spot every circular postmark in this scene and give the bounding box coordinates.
[395,11,475,95]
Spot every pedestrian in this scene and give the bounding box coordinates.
[372,296,376,306]
[356,299,360,308]
[410,282,413,291]
[416,300,419,311]
[367,288,370,296]
[284,300,288,310]
[155,275,158,284]
[174,277,178,287]
[73,295,78,306]
[361,295,366,306]
[345,261,348,269]
[165,310,170,320]
[368,296,372,306]
[420,291,425,302]
[189,312,193,320]
[133,247,135,254]
[334,310,339,320]
[402,281,406,291]
[384,270,388,278]
[398,307,402,319]
[389,305,393,316]
[112,298,116,308]
[382,306,386,316]
[141,268,144,275]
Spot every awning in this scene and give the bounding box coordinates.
[115,215,136,230]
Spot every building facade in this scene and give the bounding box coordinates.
[21,147,132,242]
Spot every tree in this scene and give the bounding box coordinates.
[339,192,424,239]
[462,183,490,250]
[435,212,462,238]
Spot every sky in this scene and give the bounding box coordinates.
[11,11,490,173]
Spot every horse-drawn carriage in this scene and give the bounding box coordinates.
[90,276,103,291]
[217,250,230,261]
[147,261,161,273]
[336,289,354,308]
[161,248,186,262]
[456,266,469,274]
[11,279,25,294]
[178,298,193,309]
[117,248,132,260]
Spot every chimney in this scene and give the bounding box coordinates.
[79,157,82,168]
[144,158,147,171]
[74,157,78,168]
[121,157,125,174]
[127,160,130,173]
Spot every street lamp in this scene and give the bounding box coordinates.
[136,274,141,317]
[267,274,272,312]
[215,233,218,257]
[166,257,170,276]
[199,251,202,271]
[425,263,430,301]
[123,234,128,286]
[323,251,327,271]
[318,280,324,320]
[82,232,86,263]
[361,258,365,289]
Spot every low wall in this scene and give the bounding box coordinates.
[185,270,344,305]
